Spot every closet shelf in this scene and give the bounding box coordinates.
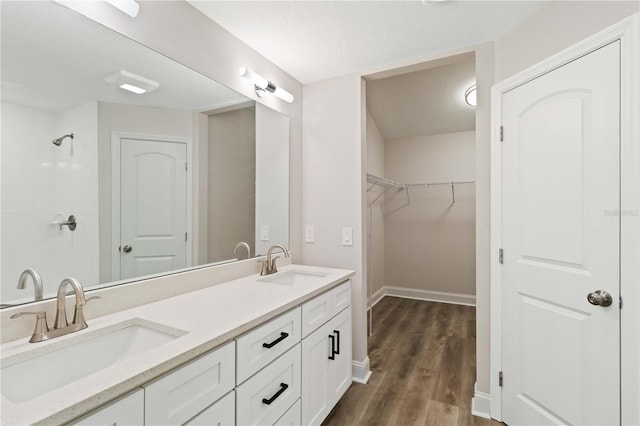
[367,173,476,206]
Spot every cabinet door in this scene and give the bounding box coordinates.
[185,391,234,426]
[301,320,332,426]
[72,388,144,426]
[328,307,352,404]
[144,342,235,425]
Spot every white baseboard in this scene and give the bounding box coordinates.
[378,286,476,306]
[471,382,491,419]
[352,356,372,384]
[370,287,386,307]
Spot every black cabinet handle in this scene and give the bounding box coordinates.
[262,383,289,405]
[334,330,340,355]
[262,332,289,349]
[328,334,336,360]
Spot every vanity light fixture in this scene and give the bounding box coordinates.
[105,70,159,95]
[105,0,140,18]
[238,67,294,103]
[464,84,477,107]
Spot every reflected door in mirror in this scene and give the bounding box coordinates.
[119,138,187,280]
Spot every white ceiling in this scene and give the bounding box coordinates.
[367,53,476,140]
[188,0,549,84]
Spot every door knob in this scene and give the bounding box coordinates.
[122,245,133,253]
[587,290,612,307]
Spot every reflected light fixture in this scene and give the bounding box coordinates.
[105,70,159,95]
[465,84,477,107]
[105,0,140,18]
[239,67,294,103]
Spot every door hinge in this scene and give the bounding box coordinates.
[185,162,188,172]
[499,248,504,264]
[500,126,504,142]
[499,371,503,387]
[185,232,188,242]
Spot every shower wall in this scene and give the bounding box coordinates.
[1,101,99,302]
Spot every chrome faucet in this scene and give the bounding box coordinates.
[10,277,99,343]
[54,277,87,329]
[234,241,251,259]
[17,268,44,301]
[259,244,290,276]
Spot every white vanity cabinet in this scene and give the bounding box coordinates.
[71,388,144,426]
[301,281,352,426]
[144,342,235,425]
[65,278,352,426]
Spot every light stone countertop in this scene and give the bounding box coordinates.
[0,264,355,426]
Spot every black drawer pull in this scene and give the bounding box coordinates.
[334,330,340,355]
[262,383,289,405]
[262,332,289,349]
[328,334,336,360]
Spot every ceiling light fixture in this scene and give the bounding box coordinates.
[465,84,477,107]
[105,70,159,95]
[238,67,294,103]
[104,0,140,18]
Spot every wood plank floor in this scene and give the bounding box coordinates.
[322,297,503,426]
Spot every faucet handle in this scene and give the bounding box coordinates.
[10,311,50,343]
[72,296,100,327]
[270,255,281,272]
[258,260,268,276]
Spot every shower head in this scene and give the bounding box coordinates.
[52,133,74,146]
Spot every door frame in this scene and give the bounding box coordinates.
[111,131,193,281]
[490,15,639,423]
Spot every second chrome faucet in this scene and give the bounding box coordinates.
[259,244,290,276]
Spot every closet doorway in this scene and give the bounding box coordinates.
[364,53,477,334]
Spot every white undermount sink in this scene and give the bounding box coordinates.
[258,269,330,286]
[1,319,187,403]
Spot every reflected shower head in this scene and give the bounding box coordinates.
[52,133,74,146]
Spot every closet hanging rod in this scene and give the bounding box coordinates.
[366,173,405,189]
[405,180,476,187]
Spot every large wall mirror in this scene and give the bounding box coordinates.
[1,1,290,307]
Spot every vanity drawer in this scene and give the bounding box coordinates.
[144,341,235,426]
[331,280,351,314]
[236,308,301,383]
[236,343,301,426]
[301,292,332,338]
[301,280,351,337]
[274,398,301,426]
[185,390,234,426]
[71,388,144,425]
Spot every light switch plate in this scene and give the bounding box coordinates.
[261,225,270,241]
[342,227,353,246]
[305,225,315,243]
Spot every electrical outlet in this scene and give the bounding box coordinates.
[305,225,315,243]
[342,227,353,246]
[261,225,270,241]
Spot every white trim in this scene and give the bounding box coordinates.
[490,14,639,424]
[370,286,386,307]
[378,286,476,306]
[110,132,193,281]
[471,382,492,419]
[352,356,372,384]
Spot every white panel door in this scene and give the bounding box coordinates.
[121,138,187,280]
[502,41,620,425]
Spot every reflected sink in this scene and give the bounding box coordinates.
[258,269,330,286]
[1,319,187,403]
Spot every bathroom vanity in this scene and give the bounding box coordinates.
[0,265,354,425]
